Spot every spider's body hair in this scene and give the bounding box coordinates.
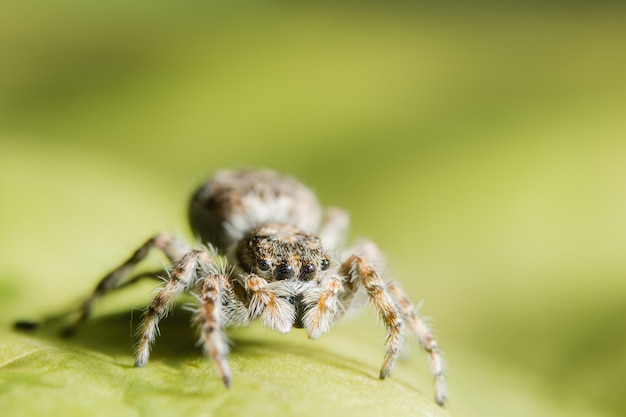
[189,169,321,259]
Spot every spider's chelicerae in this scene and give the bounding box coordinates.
[18,169,447,406]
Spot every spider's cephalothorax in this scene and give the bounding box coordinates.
[16,169,447,406]
[236,224,330,283]
[236,224,333,329]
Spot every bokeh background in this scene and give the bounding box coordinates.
[1,1,625,417]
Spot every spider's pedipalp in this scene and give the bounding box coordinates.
[303,276,343,340]
[244,275,295,334]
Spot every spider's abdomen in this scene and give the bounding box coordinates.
[188,169,321,255]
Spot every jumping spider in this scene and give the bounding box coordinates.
[16,169,447,406]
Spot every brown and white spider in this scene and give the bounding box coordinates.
[17,169,447,406]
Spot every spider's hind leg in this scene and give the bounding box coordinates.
[15,233,189,335]
[318,207,349,251]
[66,233,190,336]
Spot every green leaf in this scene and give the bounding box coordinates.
[2,312,449,417]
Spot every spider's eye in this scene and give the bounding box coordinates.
[257,259,270,271]
[274,262,294,280]
[320,259,330,271]
[300,263,316,281]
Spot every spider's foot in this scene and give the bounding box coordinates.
[379,362,395,380]
[434,374,447,407]
[14,320,40,331]
[221,372,232,388]
[61,326,77,338]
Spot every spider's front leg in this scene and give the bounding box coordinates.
[388,283,447,406]
[195,272,233,387]
[340,253,405,379]
[340,241,447,406]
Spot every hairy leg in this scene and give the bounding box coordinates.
[340,254,404,379]
[303,276,343,340]
[318,207,349,251]
[389,283,447,406]
[243,275,295,334]
[135,249,210,367]
[67,233,189,335]
[14,233,189,334]
[340,239,446,406]
[195,273,232,387]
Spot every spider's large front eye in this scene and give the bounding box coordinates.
[274,262,294,280]
[257,259,270,271]
[300,263,316,281]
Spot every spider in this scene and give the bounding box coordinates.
[16,169,447,406]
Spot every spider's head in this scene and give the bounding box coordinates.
[236,224,331,282]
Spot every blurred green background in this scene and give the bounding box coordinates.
[1,1,625,417]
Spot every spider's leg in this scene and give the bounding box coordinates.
[244,275,294,334]
[195,273,232,387]
[15,233,189,334]
[64,233,189,335]
[388,283,447,406]
[108,269,164,291]
[340,254,404,380]
[134,249,210,367]
[303,276,343,340]
[339,240,447,406]
[318,207,349,250]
